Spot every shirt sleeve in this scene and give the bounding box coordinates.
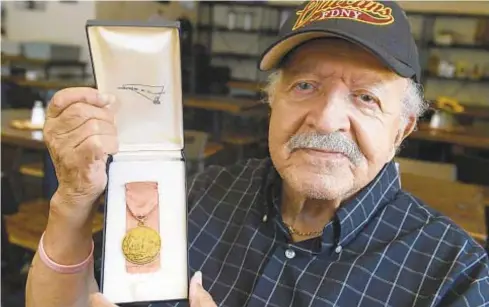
[435,242,489,306]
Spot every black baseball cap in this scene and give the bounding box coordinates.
[258,0,421,83]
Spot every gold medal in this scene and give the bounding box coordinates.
[122,182,161,267]
[122,222,161,265]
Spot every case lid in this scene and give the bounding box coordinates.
[86,20,183,153]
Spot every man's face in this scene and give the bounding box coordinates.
[268,39,414,201]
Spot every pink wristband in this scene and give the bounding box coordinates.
[38,232,94,274]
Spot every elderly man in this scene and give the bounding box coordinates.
[26,1,488,306]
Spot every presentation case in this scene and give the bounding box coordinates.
[86,20,188,305]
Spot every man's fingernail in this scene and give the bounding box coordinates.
[189,271,202,298]
[194,271,203,285]
[98,93,114,105]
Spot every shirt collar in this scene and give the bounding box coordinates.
[335,161,401,247]
[263,158,401,250]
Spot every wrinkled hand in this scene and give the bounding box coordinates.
[189,271,217,307]
[89,272,217,307]
[43,87,118,224]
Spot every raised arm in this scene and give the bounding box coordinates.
[25,88,118,307]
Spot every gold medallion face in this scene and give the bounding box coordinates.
[122,226,161,265]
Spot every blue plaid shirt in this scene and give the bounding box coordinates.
[155,158,489,307]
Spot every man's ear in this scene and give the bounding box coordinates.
[399,115,417,143]
[389,115,417,159]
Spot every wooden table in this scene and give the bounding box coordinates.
[3,92,265,144]
[184,95,267,141]
[409,123,489,150]
[2,109,45,150]
[458,105,489,121]
[204,143,224,157]
[2,76,93,90]
[401,172,488,243]
[184,95,264,114]
[227,80,264,93]
[3,73,266,143]
[2,109,223,159]
[2,110,48,202]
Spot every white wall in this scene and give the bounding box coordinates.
[95,1,198,22]
[3,1,96,64]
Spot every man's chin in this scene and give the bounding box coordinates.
[288,177,350,200]
[282,167,354,200]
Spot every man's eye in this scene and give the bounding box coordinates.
[354,93,378,105]
[294,82,314,92]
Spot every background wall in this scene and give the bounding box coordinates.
[2,1,197,76]
[95,1,198,22]
[207,1,489,106]
[401,1,489,106]
[397,1,489,15]
[3,1,96,63]
[2,1,488,106]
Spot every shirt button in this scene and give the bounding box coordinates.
[285,249,296,259]
[262,214,268,222]
[335,245,343,254]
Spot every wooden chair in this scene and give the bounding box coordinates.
[220,107,269,160]
[184,130,209,173]
[19,162,44,178]
[395,157,457,181]
[18,152,59,200]
[204,142,224,159]
[4,199,104,252]
[401,173,488,244]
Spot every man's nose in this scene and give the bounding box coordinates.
[305,87,351,133]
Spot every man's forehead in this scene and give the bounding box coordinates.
[283,62,399,86]
[285,49,403,86]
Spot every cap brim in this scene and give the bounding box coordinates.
[258,29,416,80]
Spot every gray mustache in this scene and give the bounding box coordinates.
[287,132,364,165]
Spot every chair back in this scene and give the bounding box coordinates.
[184,130,209,160]
[1,80,42,109]
[454,154,489,186]
[395,157,456,181]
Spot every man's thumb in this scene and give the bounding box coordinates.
[189,271,216,306]
[193,271,203,286]
[190,271,204,297]
[90,293,118,307]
